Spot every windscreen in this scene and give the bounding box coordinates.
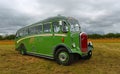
[67,18,81,32]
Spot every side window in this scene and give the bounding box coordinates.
[29,27,35,34]
[53,22,60,33]
[62,21,68,33]
[43,23,51,33]
[29,25,43,34]
[18,29,28,37]
[23,29,28,36]
[19,32,23,37]
[38,25,42,33]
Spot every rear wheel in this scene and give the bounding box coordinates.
[55,48,74,66]
[19,44,27,55]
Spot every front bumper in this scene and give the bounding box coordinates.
[88,41,94,51]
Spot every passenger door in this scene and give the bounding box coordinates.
[38,23,53,56]
[28,25,42,53]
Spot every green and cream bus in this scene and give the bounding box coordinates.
[15,15,93,65]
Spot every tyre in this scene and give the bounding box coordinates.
[82,50,92,60]
[19,44,27,55]
[55,48,74,66]
[73,53,81,61]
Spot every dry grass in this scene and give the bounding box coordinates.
[0,39,120,74]
[0,40,14,45]
[88,38,120,43]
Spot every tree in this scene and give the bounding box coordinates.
[0,35,3,40]
[88,34,103,39]
[88,33,120,39]
[3,34,15,40]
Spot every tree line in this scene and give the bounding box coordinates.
[88,33,120,39]
[0,35,15,40]
[0,33,120,40]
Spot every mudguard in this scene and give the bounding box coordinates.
[54,43,72,54]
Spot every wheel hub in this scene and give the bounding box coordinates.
[59,52,68,62]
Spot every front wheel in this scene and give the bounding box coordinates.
[55,48,73,66]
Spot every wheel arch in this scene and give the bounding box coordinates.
[53,44,72,57]
[18,43,26,50]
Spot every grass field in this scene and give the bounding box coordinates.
[0,39,120,74]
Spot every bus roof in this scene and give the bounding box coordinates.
[17,15,70,32]
[36,15,68,24]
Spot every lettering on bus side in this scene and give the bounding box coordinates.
[29,37,34,44]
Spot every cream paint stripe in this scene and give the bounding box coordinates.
[54,34,67,36]
[17,34,67,44]
[17,34,52,44]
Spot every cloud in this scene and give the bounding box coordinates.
[0,0,120,35]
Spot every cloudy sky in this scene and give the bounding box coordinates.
[0,0,120,35]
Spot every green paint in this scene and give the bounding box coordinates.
[15,15,93,59]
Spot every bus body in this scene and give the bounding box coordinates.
[15,15,93,65]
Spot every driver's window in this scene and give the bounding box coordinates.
[62,21,68,33]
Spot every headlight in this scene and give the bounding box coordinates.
[72,43,76,48]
